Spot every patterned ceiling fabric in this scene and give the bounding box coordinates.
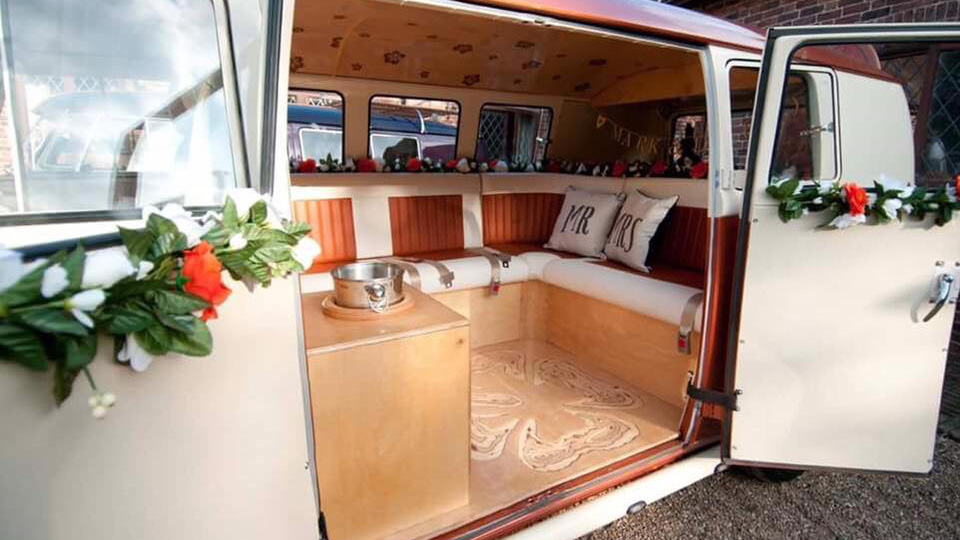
[291,0,700,98]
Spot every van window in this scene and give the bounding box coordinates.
[368,96,459,163]
[670,114,709,166]
[728,66,837,182]
[288,90,343,163]
[476,104,552,164]
[0,0,243,217]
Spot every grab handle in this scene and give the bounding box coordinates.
[923,274,954,323]
[365,283,389,314]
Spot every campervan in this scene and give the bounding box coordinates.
[0,1,957,540]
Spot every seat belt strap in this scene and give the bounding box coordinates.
[396,257,455,289]
[479,246,512,268]
[678,292,704,355]
[467,249,502,296]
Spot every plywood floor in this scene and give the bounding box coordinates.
[387,339,681,540]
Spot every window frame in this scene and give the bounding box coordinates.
[298,127,345,164]
[288,88,346,163]
[368,133,422,161]
[474,102,554,164]
[366,94,462,161]
[0,0,250,226]
[724,60,840,183]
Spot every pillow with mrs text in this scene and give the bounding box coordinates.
[603,191,678,272]
[544,187,624,258]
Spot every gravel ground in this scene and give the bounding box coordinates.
[580,437,960,540]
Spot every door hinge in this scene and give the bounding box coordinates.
[318,511,329,540]
[687,382,740,415]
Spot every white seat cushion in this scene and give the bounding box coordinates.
[298,256,530,295]
[517,251,562,280]
[540,259,703,327]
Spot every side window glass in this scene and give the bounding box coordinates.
[0,0,243,217]
[368,96,459,163]
[670,114,709,170]
[476,104,552,164]
[288,90,343,164]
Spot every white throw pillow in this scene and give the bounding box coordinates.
[603,191,679,272]
[545,187,624,258]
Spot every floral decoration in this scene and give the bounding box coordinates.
[765,175,960,229]
[0,190,320,418]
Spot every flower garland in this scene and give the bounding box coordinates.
[0,190,320,418]
[766,175,960,229]
[291,154,708,179]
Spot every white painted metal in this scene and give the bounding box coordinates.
[504,446,720,540]
[731,25,960,473]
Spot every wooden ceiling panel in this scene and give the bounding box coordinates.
[291,0,700,99]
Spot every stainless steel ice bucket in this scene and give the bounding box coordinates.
[330,262,405,313]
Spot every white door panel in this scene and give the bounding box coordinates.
[728,24,960,474]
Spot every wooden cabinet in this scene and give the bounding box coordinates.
[302,287,470,540]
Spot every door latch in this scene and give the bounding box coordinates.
[923,273,955,322]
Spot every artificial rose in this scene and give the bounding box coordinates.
[444,159,458,171]
[357,158,377,173]
[843,183,869,216]
[406,158,422,172]
[82,247,136,289]
[955,174,960,197]
[493,159,509,173]
[182,241,231,321]
[650,161,668,176]
[611,161,626,178]
[298,159,317,173]
[690,161,709,179]
[41,264,69,298]
[546,160,563,173]
[455,157,471,173]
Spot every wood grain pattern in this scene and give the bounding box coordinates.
[301,286,468,354]
[541,284,698,409]
[291,198,357,273]
[308,326,470,540]
[481,193,564,245]
[389,195,465,255]
[433,284,524,348]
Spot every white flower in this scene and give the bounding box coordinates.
[136,260,154,280]
[41,264,68,298]
[374,158,386,172]
[455,158,471,173]
[828,212,867,230]
[81,247,136,289]
[291,237,321,270]
[343,158,356,172]
[87,390,116,419]
[143,203,210,247]
[66,289,105,328]
[524,163,535,172]
[478,162,489,173]
[201,210,223,224]
[819,182,837,195]
[225,188,284,228]
[881,198,903,219]
[228,233,248,250]
[117,334,157,372]
[813,197,823,204]
[902,203,914,215]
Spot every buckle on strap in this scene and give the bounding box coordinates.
[678,292,704,355]
[482,247,512,268]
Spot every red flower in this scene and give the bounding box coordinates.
[182,242,231,321]
[690,161,709,179]
[546,160,562,173]
[406,158,422,172]
[954,174,960,195]
[356,158,377,173]
[843,183,869,216]
[297,159,317,173]
[611,161,626,178]
[650,160,668,176]
[445,159,459,171]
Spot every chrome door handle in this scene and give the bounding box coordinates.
[923,274,954,322]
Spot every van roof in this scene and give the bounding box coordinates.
[466,0,767,51]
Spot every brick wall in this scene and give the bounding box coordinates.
[692,0,959,28]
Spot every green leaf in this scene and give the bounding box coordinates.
[52,361,80,406]
[148,290,209,314]
[156,312,195,334]
[0,324,47,371]
[202,224,232,248]
[108,279,168,301]
[19,309,89,337]
[253,244,292,264]
[64,333,98,370]
[0,258,51,308]
[283,221,312,239]
[778,178,800,200]
[135,325,172,355]
[118,227,155,262]
[146,213,179,236]
[222,197,239,229]
[61,246,86,291]
[167,317,213,357]
[106,307,156,334]
[151,231,188,258]
[249,200,267,224]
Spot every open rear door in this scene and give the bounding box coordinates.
[725,25,960,474]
